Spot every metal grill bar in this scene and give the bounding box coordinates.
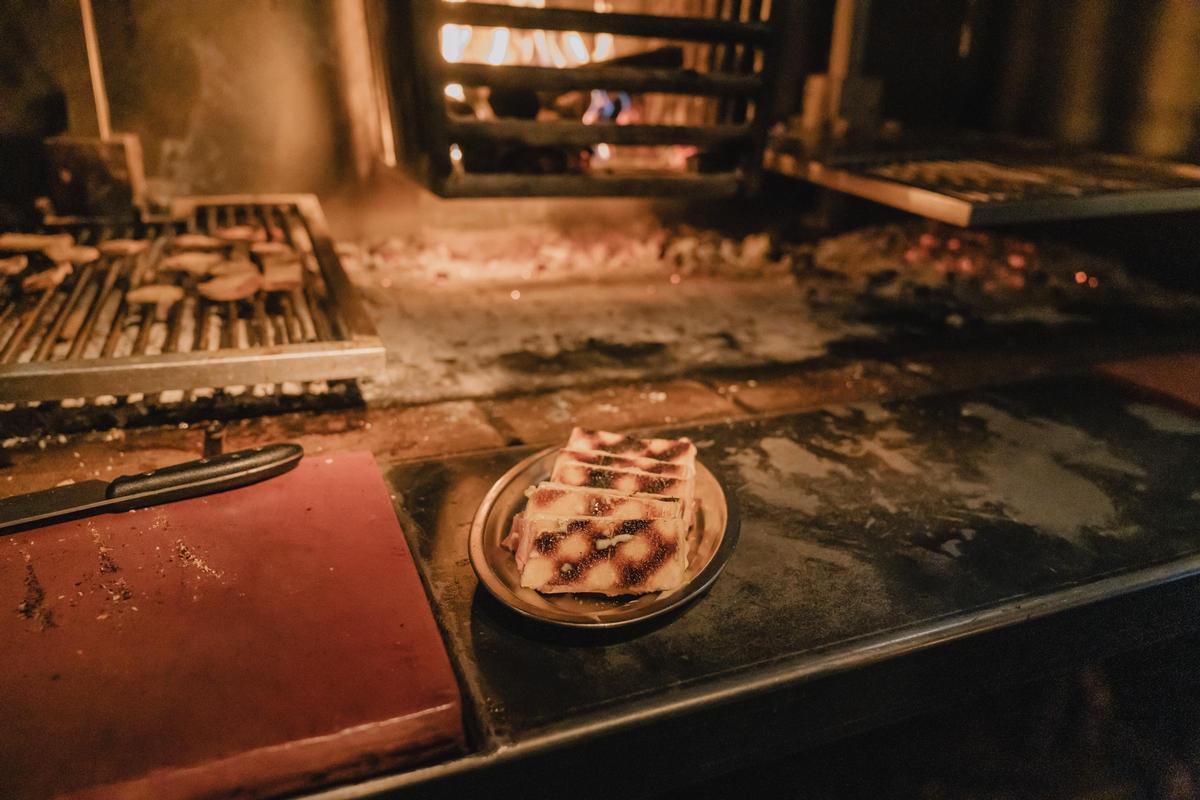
[446,119,751,147]
[441,62,761,96]
[32,263,95,361]
[440,172,741,197]
[0,290,53,364]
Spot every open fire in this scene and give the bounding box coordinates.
[437,1,708,176]
[383,0,776,196]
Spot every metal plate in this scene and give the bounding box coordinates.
[469,446,739,629]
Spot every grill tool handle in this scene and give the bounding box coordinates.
[107,444,304,510]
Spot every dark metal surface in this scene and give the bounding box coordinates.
[360,376,1200,797]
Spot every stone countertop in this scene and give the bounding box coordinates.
[356,375,1200,797]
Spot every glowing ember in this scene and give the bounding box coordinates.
[1088,276,1099,288]
[1007,253,1027,269]
[562,31,590,64]
[432,0,703,178]
[669,273,681,285]
[531,29,552,65]
[510,289,521,300]
[1075,271,1088,284]
[440,24,472,63]
[545,31,568,68]
[486,26,510,65]
[592,32,614,60]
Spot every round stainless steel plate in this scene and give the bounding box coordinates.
[469,446,739,629]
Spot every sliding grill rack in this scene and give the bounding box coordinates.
[767,135,1200,226]
[383,0,780,197]
[0,195,384,403]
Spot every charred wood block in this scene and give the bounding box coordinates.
[489,87,541,120]
[43,133,145,221]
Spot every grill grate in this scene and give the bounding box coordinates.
[383,0,781,197]
[0,195,383,403]
[767,136,1200,226]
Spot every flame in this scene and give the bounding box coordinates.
[592,0,614,60]
[545,31,568,68]
[449,143,463,164]
[562,31,590,64]
[592,32,614,61]
[582,90,607,124]
[486,27,511,65]
[531,29,552,65]
[595,142,611,160]
[440,23,472,63]
[515,32,535,63]
[668,145,698,170]
[444,83,466,102]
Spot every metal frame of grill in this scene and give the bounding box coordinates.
[382,0,781,198]
[0,194,384,403]
[767,136,1200,226]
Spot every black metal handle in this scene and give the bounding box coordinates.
[106,443,304,509]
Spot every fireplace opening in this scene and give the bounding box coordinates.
[377,0,779,197]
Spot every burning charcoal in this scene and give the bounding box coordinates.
[488,87,540,120]
[127,284,184,320]
[690,145,742,173]
[160,251,224,277]
[22,263,72,292]
[249,241,295,258]
[0,232,74,252]
[262,259,303,292]
[512,146,577,175]
[459,140,504,173]
[98,239,149,257]
[551,90,590,120]
[0,254,28,276]
[172,233,226,251]
[215,225,265,243]
[198,270,262,302]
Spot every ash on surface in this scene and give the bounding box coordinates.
[344,221,1199,405]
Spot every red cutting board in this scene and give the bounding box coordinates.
[0,452,465,800]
